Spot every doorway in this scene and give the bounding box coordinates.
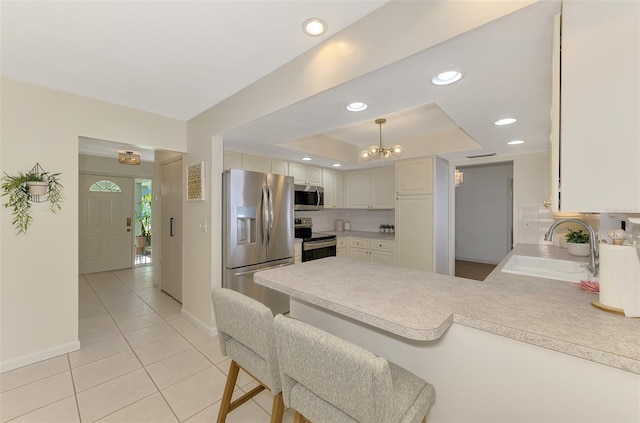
[79,174,134,274]
[454,162,514,280]
[135,178,153,267]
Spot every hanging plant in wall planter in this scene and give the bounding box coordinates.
[1,163,63,234]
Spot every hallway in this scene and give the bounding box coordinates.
[0,267,290,422]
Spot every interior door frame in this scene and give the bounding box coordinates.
[79,172,135,273]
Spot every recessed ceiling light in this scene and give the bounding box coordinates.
[302,18,327,36]
[332,163,342,167]
[346,102,368,112]
[495,118,517,126]
[431,70,463,86]
[301,157,312,161]
[507,140,525,145]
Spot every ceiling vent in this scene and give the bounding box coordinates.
[465,152,497,159]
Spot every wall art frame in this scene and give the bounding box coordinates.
[186,161,206,201]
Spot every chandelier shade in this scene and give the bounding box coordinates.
[118,151,141,165]
[360,118,404,162]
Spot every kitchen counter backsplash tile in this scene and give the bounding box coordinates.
[295,209,394,233]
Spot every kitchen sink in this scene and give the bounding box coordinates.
[500,255,592,282]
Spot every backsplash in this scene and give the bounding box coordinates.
[295,209,395,232]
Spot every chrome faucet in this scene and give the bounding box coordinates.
[544,219,599,276]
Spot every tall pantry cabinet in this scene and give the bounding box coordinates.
[395,156,449,274]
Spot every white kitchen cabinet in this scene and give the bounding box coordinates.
[294,241,302,264]
[322,168,343,208]
[395,195,433,271]
[223,150,243,170]
[290,162,322,186]
[396,157,433,195]
[557,1,640,212]
[394,155,448,273]
[348,238,394,265]
[271,159,289,176]
[336,236,347,258]
[242,154,271,173]
[345,166,394,209]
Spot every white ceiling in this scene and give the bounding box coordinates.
[2,0,560,168]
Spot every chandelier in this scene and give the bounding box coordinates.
[118,151,141,165]
[360,118,404,161]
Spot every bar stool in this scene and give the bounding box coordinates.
[212,288,284,423]
[273,314,436,423]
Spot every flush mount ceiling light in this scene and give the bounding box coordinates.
[118,151,141,165]
[431,70,463,86]
[332,163,342,167]
[301,157,313,161]
[494,117,517,126]
[346,102,368,112]
[302,18,327,36]
[507,140,525,145]
[360,118,404,162]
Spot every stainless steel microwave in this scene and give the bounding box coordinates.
[294,184,324,211]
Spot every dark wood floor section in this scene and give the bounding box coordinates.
[455,260,497,281]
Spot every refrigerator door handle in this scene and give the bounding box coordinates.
[262,185,269,247]
[316,187,320,209]
[268,185,274,243]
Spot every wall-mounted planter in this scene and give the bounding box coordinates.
[1,163,63,234]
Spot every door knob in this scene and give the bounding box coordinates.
[543,200,551,208]
[127,228,131,232]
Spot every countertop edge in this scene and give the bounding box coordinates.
[452,313,640,374]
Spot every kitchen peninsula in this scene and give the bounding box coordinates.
[255,245,640,422]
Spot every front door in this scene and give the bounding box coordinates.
[79,174,134,274]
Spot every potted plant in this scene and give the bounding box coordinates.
[1,167,63,234]
[136,193,152,249]
[565,229,590,256]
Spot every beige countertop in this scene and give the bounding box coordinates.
[317,230,395,241]
[255,244,640,374]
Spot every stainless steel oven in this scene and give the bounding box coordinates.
[295,217,337,262]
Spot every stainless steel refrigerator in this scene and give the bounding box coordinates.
[222,169,294,315]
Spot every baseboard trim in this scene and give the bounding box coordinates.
[181,308,217,337]
[0,340,80,373]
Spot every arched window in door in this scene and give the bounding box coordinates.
[89,180,122,192]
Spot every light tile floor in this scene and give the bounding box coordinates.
[1,266,295,423]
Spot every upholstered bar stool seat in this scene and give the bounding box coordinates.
[273,314,436,423]
[212,288,284,423]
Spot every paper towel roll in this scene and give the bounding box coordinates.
[598,244,640,317]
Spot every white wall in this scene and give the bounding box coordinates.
[0,78,186,371]
[455,162,514,264]
[78,154,154,178]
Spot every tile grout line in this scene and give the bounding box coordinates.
[66,354,83,422]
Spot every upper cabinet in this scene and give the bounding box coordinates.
[557,1,640,212]
[242,154,271,173]
[345,167,394,209]
[323,168,343,209]
[395,157,433,195]
[271,159,289,176]
[223,150,243,170]
[289,162,322,186]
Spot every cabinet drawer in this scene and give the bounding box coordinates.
[336,237,347,248]
[370,240,394,252]
[349,238,369,249]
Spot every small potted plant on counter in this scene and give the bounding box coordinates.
[566,229,590,256]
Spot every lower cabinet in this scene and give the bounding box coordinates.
[294,242,302,264]
[336,237,347,258]
[348,238,394,265]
